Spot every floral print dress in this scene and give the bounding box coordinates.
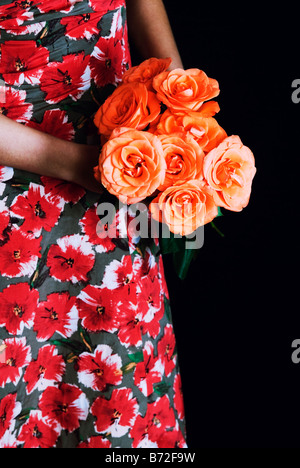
[0,0,187,449]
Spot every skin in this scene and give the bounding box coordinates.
[126,0,183,70]
[0,0,183,193]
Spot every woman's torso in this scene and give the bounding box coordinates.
[0,0,131,145]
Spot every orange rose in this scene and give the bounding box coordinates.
[94,127,166,204]
[122,57,172,90]
[150,180,218,236]
[152,68,220,112]
[203,135,256,212]
[156,109,227,153]
[93,82,161,139]
[157,133,204,191]
[196,100,221,117]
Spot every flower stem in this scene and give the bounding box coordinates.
[210,221,225,238]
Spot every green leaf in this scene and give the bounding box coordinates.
[17,408,35,421]
[49,339,86,355]
[121,351,144,374]
[121,362,137,374]
[29,245,51,289]
[216,206,223,217]
[153,382,171,397]
[159,227,201,280]
[78,323,94,353]
[10,177,30,191]
[210,220,225,238]
[172,248,200,280]
[128,351,144,363]
[210,207,225,237]
[159,229,186,255]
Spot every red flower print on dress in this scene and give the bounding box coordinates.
[88,0,124,12]
[0,431,18,448]
[41,176,85,204]
[0,3,43,36]
[79,205,118,254]
[141,296,164,340]
[173,374,185,421]
[47,234,95,283]
[130,414,158,448]
[0,166,14,183]
[91,387,138,438]
[0,199,9,242]
[131,245,157,279]
[61,12,101,40]
[76,285,118,333]
[10,183,62,237]
[130,395,176,447]
[0,394,21,440]
[35,0,84,14]
[39,383,89,433]
[34,292,78,341]
[24,345,66,394]
[0,283,39,335]
[0,40,49,86]
[102,255,136,298]
[134,341,164,397]
[158,255,169,299]
[0,228,41,278]
[27,110,75,142]
[40,52,91,104]
[157,324,176,377]
[78,435,111,448]
[17,410,59,449]
[137,274,162,323]
[157,425,187,448]
[117,302,143,348]
[134,261,164,338]
[0,337,31,388]
[0,87,33,123]
[146,395,176,441]
[90,34,125,87]
[77,344,122,391]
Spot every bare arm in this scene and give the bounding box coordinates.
[0,1,182,190]
[126,0,183,69]
[0,114,101,192]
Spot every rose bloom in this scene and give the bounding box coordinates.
[203,135,256,212]
[122,57,172,90]
[156,109,227,154]
[157,133,204,191]
[94,127,166,204]
[150,179,218,236]
[153,68,220,112]
[93,82,161,139]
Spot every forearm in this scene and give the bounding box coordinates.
[0,115,74,179]
[126,0,183,69]
[0,114,101,192]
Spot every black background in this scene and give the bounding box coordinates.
[132,1,300,448]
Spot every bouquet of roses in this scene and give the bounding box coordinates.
[92,57,256,275]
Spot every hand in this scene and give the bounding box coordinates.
[70,144,104,194]
[0,114,103,194]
